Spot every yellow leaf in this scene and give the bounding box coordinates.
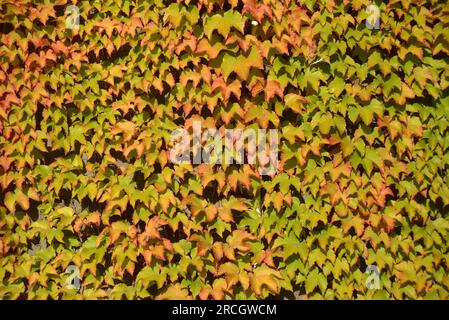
[251,265,281,296]
[156,284,191,300]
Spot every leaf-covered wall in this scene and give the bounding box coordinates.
[0,0,448,299]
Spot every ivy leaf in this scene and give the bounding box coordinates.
[204,10,246,39]
[218,262,240,288]
[4,192,16,212]
[251,265,282,296]
[156,284,191,300]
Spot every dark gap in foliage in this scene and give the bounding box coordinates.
[27,199,41,222]
[133,170,145,190]
[109,148,127,163]
[58,188,72,206]
[53,5,66,16]
[35,103,44,131]
[81,197,105,215]
[122,204,134,225]
[43,148,65,165]
[0,22,13,34]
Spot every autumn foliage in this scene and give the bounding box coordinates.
[1,0,449,299]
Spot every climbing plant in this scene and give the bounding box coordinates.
[0,0,448,299]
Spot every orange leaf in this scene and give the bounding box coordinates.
[265,80,284,102]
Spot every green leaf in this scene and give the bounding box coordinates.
[204,10,245,39]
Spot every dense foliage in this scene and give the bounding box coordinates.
[0,0,449,299]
